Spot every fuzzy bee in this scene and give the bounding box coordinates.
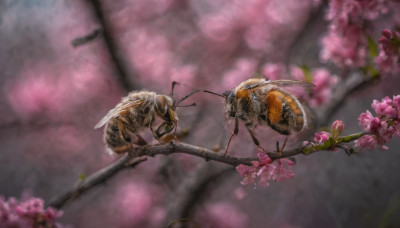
[205,78,314,154]
[95,83,196,154]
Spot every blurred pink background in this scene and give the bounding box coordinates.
[1,0,400,227]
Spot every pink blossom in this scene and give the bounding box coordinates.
[236,153,294,187]
[271,159,295,182]
[322,0,389,69]
[331,120,345,138]
[262,63,286,80]
[0,196,64,228]
[393,95,400,110]
[309,69,339,106]
[326,0,388,29]
[356,95,400,151]
[359,110,378,132]
[375,29,400,74]
[320,24,367,68]
[289,66,338,107]
[314,131,330,144]
[355,135,378,150]
[371,96,398,118]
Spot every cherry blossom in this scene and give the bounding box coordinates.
[236,153,294,187]
[290,66,338,107]
[356,95,400,150]
[0,196,64,228]
[375,29,400,74]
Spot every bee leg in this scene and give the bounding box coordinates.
[224,117,239,155]
[172,121,179,141]
[280,136,288,155]
[118,118,132,143]
[112,144,133,154]
[246,126,269,153]
[150,125,161,142]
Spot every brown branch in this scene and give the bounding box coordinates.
[48,131,366,209]
[47,155,146,209]
[71,28,102,47]
[88,0,138,91]
[316,72,375,126]
[164,163,234,227]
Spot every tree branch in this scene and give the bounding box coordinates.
[164,163,234,226]
[71,28,102,47]
[47,156,146,209]
[88,0,138,91]
[316,72,374,126]
[48,131,366,209]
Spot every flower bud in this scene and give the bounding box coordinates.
[331,120,344,138]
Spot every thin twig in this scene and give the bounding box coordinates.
[164,163,234,227]
[316,72,374,126]
[48,131,366,209]
[47,156,146,209]
[71,28,102,47]
[89,0,137,91]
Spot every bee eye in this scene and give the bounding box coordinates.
[228,93,234,103]
[164,109,171,120]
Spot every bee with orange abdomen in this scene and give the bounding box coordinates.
[205,78,314,154]
[95,83,196,154]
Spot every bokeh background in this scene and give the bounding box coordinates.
[1,0,400,227]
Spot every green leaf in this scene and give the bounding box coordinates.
[298,64,313,83]
[367,35,379,58]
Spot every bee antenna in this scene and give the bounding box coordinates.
[170,81,179,98]
[203,90,225,98]
[176,89,200,105]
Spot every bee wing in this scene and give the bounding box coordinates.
[94,99,143,129]
[262,80,315,88]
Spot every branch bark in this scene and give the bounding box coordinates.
[89,0,138,91]
[316,72,374,126]
[47,156,146,209]
[48,131,366,209]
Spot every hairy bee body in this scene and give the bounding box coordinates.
[221,78,313,154]
[226,78,308,134]
[95,91,177,154]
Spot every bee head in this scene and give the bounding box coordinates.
[223,90,236,118]
[155,95,178,124]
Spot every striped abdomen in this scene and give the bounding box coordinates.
[265,89,305,135]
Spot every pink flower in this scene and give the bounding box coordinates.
[331,120,345,138]
[358,110,375,132]
[375,29,400,74]
[371,96,398,118]
[314,131,330,144]
[320,24,367,68]
[289,66,338,107]
[271,159,295,182]
[262,63,286,80]
[236,153,295,187]
[355,135,377,150]
[356,95,400,151]
[393,95,400,110]
[0,196,64,227]
[236,164,257,185]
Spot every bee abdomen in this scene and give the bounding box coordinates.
[266,90,305,134]
[104,118,131,151]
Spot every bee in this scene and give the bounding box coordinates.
[95,82,197,154]
[205,78,314,154]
